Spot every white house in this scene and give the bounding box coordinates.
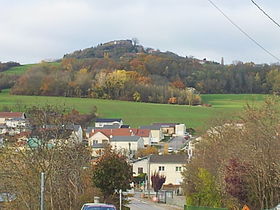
[175,124,186,136]
[95,118,123,128]
[88,131,110,146]
[0,112,26,125]
[139,125,163,144]
[132,154,187,190]
[110,136,144,156]
[67,125,83,143]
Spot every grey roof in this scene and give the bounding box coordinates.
[66,124,81,132]
[139,125,161,130]
[152,123,179,127]
[150,154,188,164]
[102,124,121,129]
[95,118,122,123]
[111,135,141,142]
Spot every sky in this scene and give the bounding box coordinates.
[1,0,280,64]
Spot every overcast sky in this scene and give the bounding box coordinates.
[1,0,280,64]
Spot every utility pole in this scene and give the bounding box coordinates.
[119,189,122,210]
[147,155,151,198]
[40,172,45,210]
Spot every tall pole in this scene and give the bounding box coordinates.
[147,155,151,198]
[119,189,122,210]
[40,172,45,210]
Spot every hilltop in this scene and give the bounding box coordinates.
[1,39,279,102]
[63,39,183,60]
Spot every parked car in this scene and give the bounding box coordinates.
[81,203,116,210]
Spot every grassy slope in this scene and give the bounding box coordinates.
[0,89,266,131]
[2,62,60,75]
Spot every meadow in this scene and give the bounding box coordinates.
[0,89,266,131]
[2,62,60,75]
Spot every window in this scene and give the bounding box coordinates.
[102,139,108,144]
[176,166,182,172]
[93,140,98,144]
[159,166,165,171]
[138,167,143,174]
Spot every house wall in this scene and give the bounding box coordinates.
[5,119,26,128]
[88,132,109,146]
[142,136,151,146]
[132,159,184,185]
[0,118,5,124]
[149,163,184,185]
[175,124,186,136]
[95,121,123,128]
[150,130,163,144]
[161,127,175,136]
[111,138,144,155]
[132,158,148,176]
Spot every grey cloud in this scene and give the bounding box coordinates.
[0,0,280,64]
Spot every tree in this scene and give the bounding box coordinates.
[186,168,222,208]
[133,91,141,102]
[135,146,158,158]
[182,97,280,209]
[0,105,96,209]
[151,171,166,197]
[92,147,132,204]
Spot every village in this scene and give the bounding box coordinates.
[0,111,196,208]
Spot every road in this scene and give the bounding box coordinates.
[168,136,188,151]
[128,197,181,210]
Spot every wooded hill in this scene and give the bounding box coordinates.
[3,39,280,104]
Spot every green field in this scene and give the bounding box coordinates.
[0,89,267,131]
[2,62,61,75]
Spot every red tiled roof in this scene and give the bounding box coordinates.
[135,129,150,137]
[90,128,150,138]
[0,112,24,119]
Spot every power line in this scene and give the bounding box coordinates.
[251,0,280,29]
[207,0,280,62]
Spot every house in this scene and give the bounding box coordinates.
[152,123,186,136]
[134,129,151,146]
[95,118,123,128]
[5,118,27,128]
[0,112,26,124]
[0,112,28,135]
[88,128,149,145]
[88,130,110,146]
[66,125,83,143]
[132,154,188,191]
[139,125,163,144]
[86,124,123,138]
[152,123,177,136]
[110,136,144,156]
[43,124,83,143]
[91,143,107,157]
[88,128,149,157]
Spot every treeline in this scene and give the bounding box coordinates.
[0,61,20,72]
[62,39,280,94]
[10,61,201,105]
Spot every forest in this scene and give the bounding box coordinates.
[3,39,280,104]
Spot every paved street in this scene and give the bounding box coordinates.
[128,197,182,210]
[168,136,188,151]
